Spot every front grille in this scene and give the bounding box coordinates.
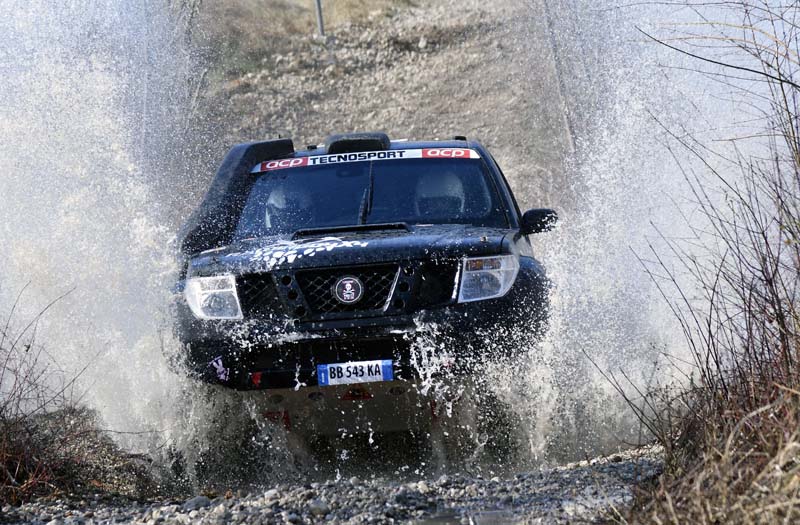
[415,260,459,307]
[296,264,398,315]
[237,273,283,318]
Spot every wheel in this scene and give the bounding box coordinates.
[165,382,304,490]
[427,376,523,474]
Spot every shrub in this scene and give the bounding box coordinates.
[629,2,800,522]
[0,289,119,504]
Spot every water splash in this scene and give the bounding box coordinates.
[0,0,752,479]
[494,0,764,462]
[0,0,198,452]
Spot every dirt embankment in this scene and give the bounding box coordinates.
[202,0,573,210]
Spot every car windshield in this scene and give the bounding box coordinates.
[234,155,509,239]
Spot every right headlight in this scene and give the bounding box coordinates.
[184,274,243,320]
[457,255,519,303]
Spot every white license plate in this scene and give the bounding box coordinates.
[317,359,394,386]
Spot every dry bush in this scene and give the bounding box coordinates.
[624,2,800,523]
[0,288,96,504]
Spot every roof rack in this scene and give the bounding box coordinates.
[325,132,391,154]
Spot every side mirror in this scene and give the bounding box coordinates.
[520,208,558,235]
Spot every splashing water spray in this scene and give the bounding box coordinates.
[0,0,745,484]
[0,0,203,462]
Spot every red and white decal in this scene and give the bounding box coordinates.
[421,148,479,159]
[256,157,309,172]
[251,148,481,173]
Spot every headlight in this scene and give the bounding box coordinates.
[184,275,243,320]
[457,255,519,303]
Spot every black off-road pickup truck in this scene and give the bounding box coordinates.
[174,133,556,412]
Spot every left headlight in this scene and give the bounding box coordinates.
[184,275,243,320]
[457,255,520,303]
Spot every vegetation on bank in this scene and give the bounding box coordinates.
[628,2,800,522]
[0,292,87,503]
[0,293,153,505]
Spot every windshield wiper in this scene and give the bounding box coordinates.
[292,223,409,239]
[358,161,375,224]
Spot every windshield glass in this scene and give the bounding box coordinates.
[234,154,509,239]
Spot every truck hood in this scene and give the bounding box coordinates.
[188,225,510,276]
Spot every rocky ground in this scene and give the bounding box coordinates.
[1,447,661,524]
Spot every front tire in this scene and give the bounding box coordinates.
[427,377,522,473]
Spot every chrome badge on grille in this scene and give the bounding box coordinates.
[333,275,364,304]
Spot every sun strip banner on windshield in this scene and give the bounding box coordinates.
[250,148,482,174]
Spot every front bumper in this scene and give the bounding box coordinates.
[174,259,548,390]
[177,292,545,391]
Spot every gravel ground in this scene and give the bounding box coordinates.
[1,447,661,524]
[198,0,573,209]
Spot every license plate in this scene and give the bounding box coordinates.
[317,359,394,386]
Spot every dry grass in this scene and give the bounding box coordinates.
[625,1,800,522]
[0,288,118,504]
